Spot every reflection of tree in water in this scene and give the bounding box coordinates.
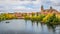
[36,21,39,26]
[47,24,56,34]
[25,20,28,26]
[40,22,44,33]
[25,20,58,34]
[31,20,44,27]
[25,20,27,23]
[31,20,34,26]
[31,21,40,27]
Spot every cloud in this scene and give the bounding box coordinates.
[1,0,60,13]
[1,0,60,12]
[10,6,40,13]
[49,0,60,6]
[0,0,41,13]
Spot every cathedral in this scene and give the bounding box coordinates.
[41,5,58,15]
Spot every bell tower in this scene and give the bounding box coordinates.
[50,6,53,12]
[41,5,44,12]
[50,6,52,10]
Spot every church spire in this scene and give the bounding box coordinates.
[50,6,53,10]
[41,5,44,10]
[41,5,44,12]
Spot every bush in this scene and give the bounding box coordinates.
[46,13,60,25]
[42,13,53,23]
[24,16,30,20]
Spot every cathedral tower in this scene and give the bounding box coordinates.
[50,6,52,10]
[41,5,44,12]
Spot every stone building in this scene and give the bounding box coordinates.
[41,5,59,15]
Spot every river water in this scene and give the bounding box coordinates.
[0,19,60,34]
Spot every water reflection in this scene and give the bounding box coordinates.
[0,19,60,34]
[30,20,57,34]
[47,25,56,34]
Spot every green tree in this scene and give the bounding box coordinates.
[46,13,59,25]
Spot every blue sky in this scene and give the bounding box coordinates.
[0,0,60,13]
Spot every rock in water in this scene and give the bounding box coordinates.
[6,22,10,23]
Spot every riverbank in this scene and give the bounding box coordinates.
[24,13,60,25]
[0,13,60,25]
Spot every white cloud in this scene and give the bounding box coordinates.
[11,6,40,13]
[0,0,40,5]
[0,0,41,13]
[50,0,59,3]
[50,0,60,6]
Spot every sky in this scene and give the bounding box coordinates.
[0,0,60,13]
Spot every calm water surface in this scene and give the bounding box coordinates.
[0,19,60,34]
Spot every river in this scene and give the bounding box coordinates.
[0,19,60,34]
